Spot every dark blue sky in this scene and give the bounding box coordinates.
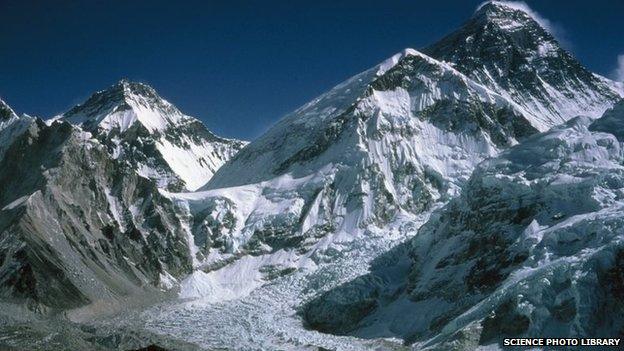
[1,0,622,140]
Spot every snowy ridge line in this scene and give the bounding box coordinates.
[57,80,246,191]
[375,48,556,132]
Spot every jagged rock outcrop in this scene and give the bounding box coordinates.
[0,99,17,121]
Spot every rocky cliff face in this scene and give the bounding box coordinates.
[0,82,249,310]
[0,117,195,310]
[423,1,623,129]
[0,99,32,161]
[0,99,17,121]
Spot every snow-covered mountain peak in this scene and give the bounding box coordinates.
[423,2,622,129]
[1,98,30,158]
[0,98,17,121]
[60,79,186,133]
[474,1,548,32]
[116,79,181,113]
[471,1,565,62]
[430,0,562,72]
[58,81,246,191]
[206,46,538,189]
[190,44,543,264]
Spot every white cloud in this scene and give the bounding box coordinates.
[614,55,624,82]
[477,1,571,49]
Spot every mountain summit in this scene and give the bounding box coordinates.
[0,99,32,161]
[188,2,623,267]
[62,80,191,133]
[0,99,17,121]
[60,80,246,191]
[423,1,623,129]
[0,82,247,311]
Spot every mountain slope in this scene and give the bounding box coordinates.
[60,80,246,191]
[0,86,246,311]
[206,49,537,190]
[0,86,251,310]
[303,100,624,348]
[0,118,195,310]
[423,1,623,130]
